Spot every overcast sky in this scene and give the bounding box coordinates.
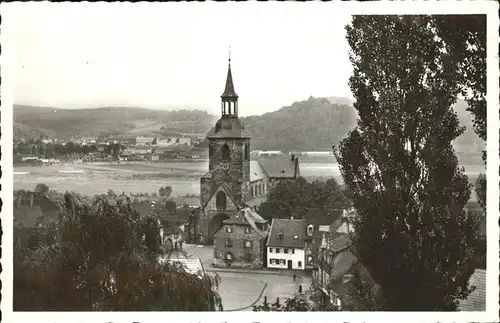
[4,2,353,116]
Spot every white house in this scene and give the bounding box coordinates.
[266,218,312,270]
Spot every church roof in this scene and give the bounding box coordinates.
[258,157,299,179]
[221,62,238,99]
[207,116,250,139]
[250,161,267,181]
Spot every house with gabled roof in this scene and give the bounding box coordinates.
[266,218,313,270]
[213,208,269,268]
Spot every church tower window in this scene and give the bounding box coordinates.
[216,191,227,210]
[244,142,250,160]
[221,144,230,161]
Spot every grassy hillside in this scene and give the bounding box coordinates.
[14,98,484,164]
[14,105,216,140]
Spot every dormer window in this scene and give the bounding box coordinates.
[278,232,284,240]
[307,225,314,236]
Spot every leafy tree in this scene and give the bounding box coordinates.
[258,177,348,221]
[35,183,49,194]
[253,292,339,312]
[433,15,487,211]
[14,192,223,311]
[335,15,480,310]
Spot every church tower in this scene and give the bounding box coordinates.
[202,56,251,207]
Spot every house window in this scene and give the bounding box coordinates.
[292,248,295,254]
[244,240,252,248]
[276,248,280,253]
[279,259,286,265]
[245,227,251,234]
[298,261,302,268]
[226,252,233,260]
[270,259,276,265]
[225,238,233,247]
[216,191,227,210]
[225,226,233,233]
[269,248,273,253]
[284,248,289,254]
[221,144,230,161]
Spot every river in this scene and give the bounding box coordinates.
[14,161,484,202]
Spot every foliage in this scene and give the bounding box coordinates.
[341,263,384,311]
[14,192,222,311]
[335,15,481,310]
[257,177,349,221]
[475,174,486,211]
[253,290,340,312]
[158,186,173,198]
[434,15,487,211]
[35,183,49,194]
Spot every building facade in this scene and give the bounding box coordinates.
[266,218,314,270]
[213,208,268,268]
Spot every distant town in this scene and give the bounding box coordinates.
[14,134,337,165]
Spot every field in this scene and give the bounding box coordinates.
[14,161,485,202]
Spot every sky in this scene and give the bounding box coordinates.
[4,2,353,116]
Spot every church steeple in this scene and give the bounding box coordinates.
[221,51,238,117]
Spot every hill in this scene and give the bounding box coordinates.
[13,98,484,164]
[241,96,357,151]
[14,105,217,140]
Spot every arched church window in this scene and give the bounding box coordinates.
[216,191,227,210]
[221,144,230,161]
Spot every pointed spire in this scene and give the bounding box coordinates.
[221,48,238,100]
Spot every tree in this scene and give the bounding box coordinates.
[433,15,487,211]
[14,192,222,311]
[253,292,339,312]
[35,183,49,194]
[335,15,480,310]
[257,177,348,221]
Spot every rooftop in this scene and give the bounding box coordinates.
[267,218,307,248]
[258,157,298,179]
[458,268,486,311]
[250,160,267,182]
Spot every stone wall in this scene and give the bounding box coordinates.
[213,223,265,269]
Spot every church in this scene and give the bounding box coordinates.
[190,57,300,268]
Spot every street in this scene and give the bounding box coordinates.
[183,244,312,311]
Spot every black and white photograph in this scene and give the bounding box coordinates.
[1,2,498,322]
